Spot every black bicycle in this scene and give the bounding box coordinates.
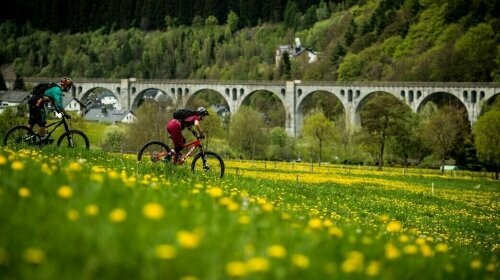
[3,114,90,149]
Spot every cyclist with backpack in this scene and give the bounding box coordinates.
[166,107,209,164]
[28,77,74,144]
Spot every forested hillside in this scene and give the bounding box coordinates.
[0,0,499,82]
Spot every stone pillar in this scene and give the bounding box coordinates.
[285,80,297,136]
[120,79,130,110]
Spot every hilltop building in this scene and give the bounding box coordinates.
[275,38,319,68]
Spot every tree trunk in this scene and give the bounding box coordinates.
[440,158,445,175]
[378,141,384,171]
[319,140,322,167]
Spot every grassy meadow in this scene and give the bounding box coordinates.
[0,146,498,279]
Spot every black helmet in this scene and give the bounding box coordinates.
[197,106,209,116]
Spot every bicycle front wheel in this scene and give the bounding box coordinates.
[137,141,170,163]
[191,151,225,179]
[57,130,90,149]
[3,126,37,148]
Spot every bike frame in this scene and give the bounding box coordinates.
[179,138,203,162]
[42,116,71,138]
[155,128,205,163]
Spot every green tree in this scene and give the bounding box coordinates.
[474,109,500,179]
[301,110,336,165]
[284,1,300,30]
[229,106,269,159]
[13,73,25,90]
[123,100,172,151]
[0,71,7,90]
[422,106,469,174]
[360,93,410,170]
[278,51,291,80]
[226,10,239,33]
[267,126,294,161]
[387,112,429,166]
[454,23,497,81]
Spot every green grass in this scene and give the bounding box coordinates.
[0,147,498,279]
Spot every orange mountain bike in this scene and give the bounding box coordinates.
[137,129,225,178]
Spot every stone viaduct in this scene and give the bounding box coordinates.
[19,78,500,136]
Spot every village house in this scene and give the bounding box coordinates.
[0,90,30,114]
[53,96,86,117]
[275,38,319,68]
[84,107,137,124]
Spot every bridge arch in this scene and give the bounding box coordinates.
[479,92,500,116]
[131,88,171,110]
[240,89,287,128]
[80,87,119,106]
[354,91,412,126]
[416,91,468,118]
[296,90,346,133]
[185,88,231,112]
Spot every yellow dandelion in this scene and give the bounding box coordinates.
[435,243,448,253]
[328,226,344,238]
[261,202,274,212]
[109,208,127,223]
[90,173,104,183]
[11,161,24,171]
[398,234,409,243]
[41,163,52,175]
[366,261,380,276]
[415,238,426,245]
[292,254,310,269]
[67,209,79,221]
[341,251,364,273]
[238,215,251,225]
[0,155,6,165]
[385,243,401,260]
[226,261,247,277]
[177,230,201,249]
[227,201,239,212]
[85,204,99,216]
[68,162,82,172]
[246,257,269,272]
[420,244,433,257]
[219,197,232,206]
[485,263,495,272]
[142,202,164,220]
[378,214,389,222]
[308,218,323,230]
[57,185,73,199]
[207,187,223,198]
[154,244,177,260]
[24,248,45,264]
[386,221,402,233]
[18,187,30,198]
[267,245,286,259]
[179,276,199,280]
[470,259,482,269]
[323,219,333,227]
[403,244,418,255]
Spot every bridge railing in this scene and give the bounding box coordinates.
[9,77,500,88]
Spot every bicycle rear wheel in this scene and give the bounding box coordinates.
[137,141,170,163]
[3,126,37,148]
[191,151,225,179]
[57,130,90,149]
